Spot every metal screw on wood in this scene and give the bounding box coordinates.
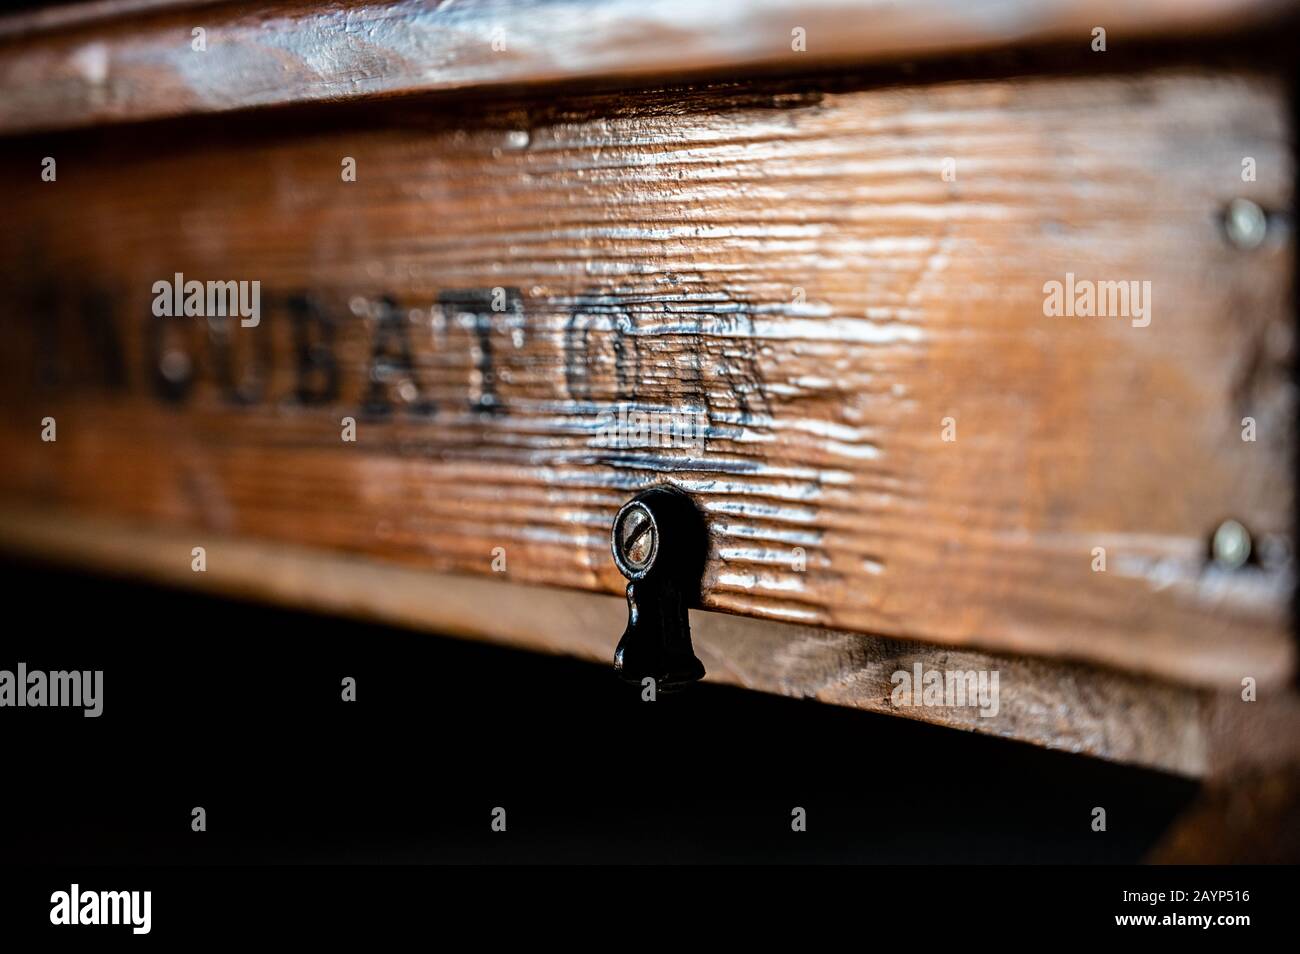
[1212,519,1252,570]
[1224,198,1267,250]
[615,505,656,572]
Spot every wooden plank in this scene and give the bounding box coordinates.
[0,0,1296,134]
[0,506,1213,776]
[0,69,1293,689]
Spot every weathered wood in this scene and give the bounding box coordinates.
[0,0,1296,134]
[0,506,1215,776]
[0,70,1294,689]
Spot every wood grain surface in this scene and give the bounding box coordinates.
[0,68,1294,689]
[0,0,1296,134]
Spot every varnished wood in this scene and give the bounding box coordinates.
[0,0,1296,134]
[0,69,1292,689]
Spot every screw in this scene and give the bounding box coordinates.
[158,348,192,383]
[1224,199,1267,250]
[1212,519,1252,570]
[617,505,656,570]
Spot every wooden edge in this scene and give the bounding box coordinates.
[0,0,1296,135]
[0,504,1229,777]
[0,0,226,39]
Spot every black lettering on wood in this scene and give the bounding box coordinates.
[289,294,340,405]
[363,295,435,417]
[209,310,272,406]
[563,290,640,406]
[148,310,195,404]
[79,289,128,392]
[438,287,522,415]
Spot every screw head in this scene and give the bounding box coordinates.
[612,500,660,579]
[618,506,655,566]
[1212,519,1252,570]
[158,348,191,383]
[1224,199,1267,250]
